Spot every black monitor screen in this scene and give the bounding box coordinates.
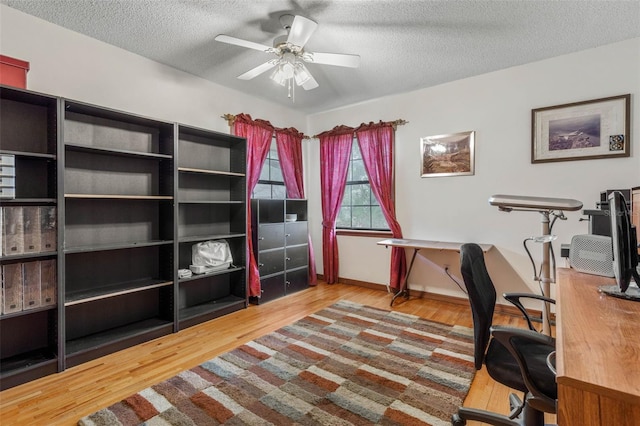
[608,191,639,293]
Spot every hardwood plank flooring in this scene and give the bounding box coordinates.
[0,282,555,425]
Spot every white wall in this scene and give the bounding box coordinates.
[0,5,306,133]
[3,5,639,304]
[307,37,640,303]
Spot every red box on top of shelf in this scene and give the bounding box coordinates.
[0,55,30,89]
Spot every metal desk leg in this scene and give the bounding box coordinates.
[391,248,419,306]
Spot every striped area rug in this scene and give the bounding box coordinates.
[79,300,475,426]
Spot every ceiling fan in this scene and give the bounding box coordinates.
[215,14,360,99]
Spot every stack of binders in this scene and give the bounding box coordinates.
[1,259,56,314]
[1,206,56,257]
[0,154,15,200]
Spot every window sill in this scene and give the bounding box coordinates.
[336,229,393,238]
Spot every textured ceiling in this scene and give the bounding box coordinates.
[2,0,639,114]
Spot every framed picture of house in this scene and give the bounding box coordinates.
[531,94,630,163]
[420,131,475,177]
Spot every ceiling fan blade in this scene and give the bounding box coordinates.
[305,51,361,68]
[286,15,318,47]
[214,34,272,52]
[302,73,319,90]
[237,61,277,80]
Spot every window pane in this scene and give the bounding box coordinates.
[352,206,370,228]
[341,186,352,206]
[337,206,351,228]
[371,191,380,206]
[346,158,353,181]
[351,139,361,160]
[272,184,287,199]
[270,159,283,182]
[372,207,388,229]
[254,139,285,200]
[351,184,370,206]
[337,138,391,232]
[253,183,271,199]
[352,159,367,181]
[259,161,270,181]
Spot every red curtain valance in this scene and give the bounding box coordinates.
[274,126,305,139]
[233,113,275,132]
[315,125,356,139]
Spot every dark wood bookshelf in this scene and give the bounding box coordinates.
[0,86,248,390]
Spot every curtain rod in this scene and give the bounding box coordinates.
[311,119,408,139]
[222,114,408,139]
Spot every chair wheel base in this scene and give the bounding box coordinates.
[451,413,466,426]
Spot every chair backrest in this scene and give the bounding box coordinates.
[460,243,497,370]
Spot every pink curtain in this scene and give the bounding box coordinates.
[233,114,274,297]
[355,121,406,289]
[318,125,354,284]
[275,128,318,286]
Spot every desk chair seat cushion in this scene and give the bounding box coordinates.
[508,335,557,401]
[484,339,528,393]
[484,338,557,400]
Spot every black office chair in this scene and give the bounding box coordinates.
[451,243,557,426]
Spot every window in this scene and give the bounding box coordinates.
[336,139,390,231]
[252,139,286,199]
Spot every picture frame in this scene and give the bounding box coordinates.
[531,94,630,163]
[420,131,475,177]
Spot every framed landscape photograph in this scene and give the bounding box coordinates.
[531,94,630,163]
[421,131,475,177]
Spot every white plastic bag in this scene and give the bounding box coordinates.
[192,240,233,270]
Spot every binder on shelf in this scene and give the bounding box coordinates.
[40,259,56,307]
[0,166,16,175]
[0,187,15,199]
[23,207,42,253]
[0,156,16,200]
[2,263,23,314]
[0,154,16,167]
[0,176,15,186]
[3,206,24,255]
[39,206,56,252]
[22,261,41,310]
[0,165,15,177]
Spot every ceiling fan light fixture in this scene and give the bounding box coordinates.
[270,64,287,86]
[294,63,311,86]
[282,62,295,80]
[216,14,356,101]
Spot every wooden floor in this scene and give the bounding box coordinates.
[0,282,554,425]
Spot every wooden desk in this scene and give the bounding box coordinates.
[377,238,493,306]
[556,268,640,425]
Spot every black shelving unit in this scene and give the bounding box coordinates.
[0,85,59,390]
[0,86,249,390]
[250,199,309,304]
[176,125,247,330]
[61,100,175,369]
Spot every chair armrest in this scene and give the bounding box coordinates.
[491,325,555,347]
[503,292,556,331]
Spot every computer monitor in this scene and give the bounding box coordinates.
[598,191,640,301]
